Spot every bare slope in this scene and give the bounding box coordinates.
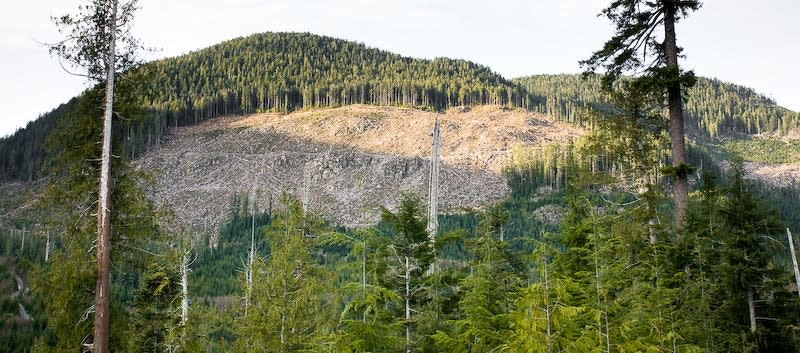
[135,105,580,231]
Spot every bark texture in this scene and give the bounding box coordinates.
[93,1,117,351]
[663,0,689,226]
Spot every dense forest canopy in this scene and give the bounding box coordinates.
[1,26,800,352]
[0,32,797,182]
[514,74,800,138]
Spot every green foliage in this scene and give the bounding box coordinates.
[725,137,800,164]
[506,240,596,353]
[375,193,437,352]
[234,193,337,352]
[689,78,800,137]
[678,165,799,352]
[380,193,435,271]
[48,0,143,82]
[191,192,272,297]
[29,74,163,353]
[141,32,525,117]
[433,208,522,353]
[514,74,800,139]
[580,0,701,83]
[2,27,799,353]
[128,262,181,353]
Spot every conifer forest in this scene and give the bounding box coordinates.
[1,1,800,352]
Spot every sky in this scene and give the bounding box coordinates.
[0,0,798,137]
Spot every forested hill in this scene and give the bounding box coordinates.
[514,74,800,138]
[0,32,526,181]
[142,32,525,118]
[0,32,798,182]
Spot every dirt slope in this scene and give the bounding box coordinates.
[135,105,581,231]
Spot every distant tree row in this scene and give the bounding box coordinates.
[514,74,800,138]
[125,32,530,153]
[1,33,798,182]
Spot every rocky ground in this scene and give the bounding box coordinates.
[134,105,581,232]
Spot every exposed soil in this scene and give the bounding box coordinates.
[719,160,800,188]
[230,104,580,173]
[135,105,582,232]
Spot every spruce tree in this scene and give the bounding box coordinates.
[582,0,701,226]
[49,1,144,350]
[378,193,434,353]
[234,194,335,352]
[432,207,521,353]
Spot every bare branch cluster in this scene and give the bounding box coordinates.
[49,0,143,82]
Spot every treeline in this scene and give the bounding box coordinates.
[7,82,800,352]
[125,32,531,158]
[514,74,800,138]
[0,99,75,181]
[141,32,527,117]
[2,33,798,182]
[0,32,532,182]
[31,174,799,353]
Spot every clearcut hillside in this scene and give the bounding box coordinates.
[135,105,580,230]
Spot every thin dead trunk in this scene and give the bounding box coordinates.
[281,278,287,353]
[405,256,411,353]
[663,1,689,226]
[362,238,367,323]
[245,211,255,316]
[543,249,552,353]
[748,286,757,333]
[93,1,117,351]
[180,251,189,325]
[45,231,50,262]
[590,207,610,353]
[788,229,800,301]
[427,117,440,275]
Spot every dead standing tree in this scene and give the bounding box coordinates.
[49,1,143,351]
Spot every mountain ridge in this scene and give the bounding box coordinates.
[0,31,797,185]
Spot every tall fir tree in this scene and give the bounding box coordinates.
[234,194,335,353]
[378,193,435,353]
[582,0,701,226]
[49,1,145,350]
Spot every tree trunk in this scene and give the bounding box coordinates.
[245,212,255,316]
[180,251,189,325]
[93,1,117,352]
[362,238,367,323]
[405,256,411,353]
[788,229,800,301]
[45,231,50,262]
[543,250,552,353]
[281,278,287,353]
[748,285,757,333]
[663,1,689,226]
[427,117,440,275]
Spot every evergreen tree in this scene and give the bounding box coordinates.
[49,1,145,350]
[234,194,335,352]
[320,228,405,353]
[31,81,161,352]
[679,165,798,352]
[506,238,593,353]
[432,207,521,352]
[378,193,434,353]
[129,262,181,353]
[582,0,702,225]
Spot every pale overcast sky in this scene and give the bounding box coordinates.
[1,0,797,137]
